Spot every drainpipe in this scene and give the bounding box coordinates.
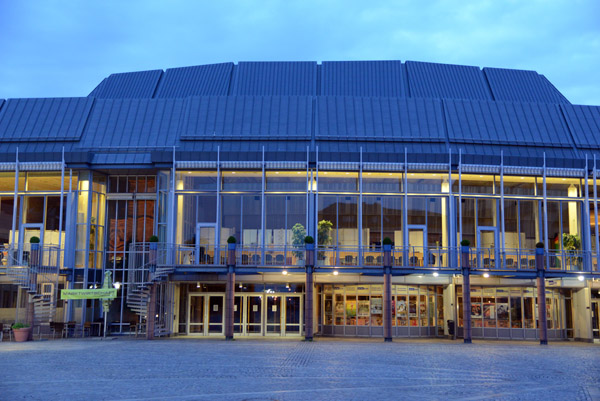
[536,245,548,345]
[383,243,393,342]
[225,241,236,340]
[461,245,472,344]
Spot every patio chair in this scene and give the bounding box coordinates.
[265,254,273,265]
[366,255,374,265]
[82,322,92,337]
[251,254,260,265]
[241,254,249,265]
[520,258,527,268]
[275,254,285,265]
[344,255,354,265]
[529,259,536,268]
[505,258,514,268]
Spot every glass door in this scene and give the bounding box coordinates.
[246,295,262,334]
[407,225,427,267]
[195,224,216,264]
[266,295,281,334]
[18,223,44,265]
[477,227,498,268]
[188,295,205,334]
[284,295,302,335]
[234,295,243,334]
[207,295,224,335]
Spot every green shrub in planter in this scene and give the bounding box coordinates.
[30,236,40,244]
[227,236,237,244]
[382,237,392,245]
[460,239,470,247]
[149,235,159,243]
[304,236,315,244]
[12,322,30,329]
[536,242,544,249]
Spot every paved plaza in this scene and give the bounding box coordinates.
[1,338,599,401]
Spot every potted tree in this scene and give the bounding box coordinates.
[12,322,31,342]
[292,223,307,264]
[562,234,581,268]
[317,220,333,263]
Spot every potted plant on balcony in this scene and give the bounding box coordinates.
[317,220,333,263]
[148,235,159,268]
[382,237,393,251]
[12,322,31,342]
[562,234,581,268]
[30,236,40,267]
[292,223,307,262]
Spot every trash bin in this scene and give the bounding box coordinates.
[447,320,455,336]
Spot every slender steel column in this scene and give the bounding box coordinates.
[535,247,548,345]
[146,283,156,340]
[461,245,472,344]
[225,243,236,340]
[383,245,392,342]
[304,244,314,341]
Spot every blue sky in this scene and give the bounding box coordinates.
[0,0,598,105]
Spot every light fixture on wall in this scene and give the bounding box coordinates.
[483,273,490,278]
[432,272,439,277]
[333,270,339,276]
[113,282,121,289]
[577,275,584,281]
[282,270,288,275]
[196,282,201,288]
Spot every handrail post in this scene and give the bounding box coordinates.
[383,244,393,342]
[536,247,548,345]
[225,242,236,340]
[146,243,158,340]
[461,245,472,344]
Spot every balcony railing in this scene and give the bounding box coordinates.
[126,243,598,273]
[0,244,62,269]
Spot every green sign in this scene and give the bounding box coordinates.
[60,288,117,300]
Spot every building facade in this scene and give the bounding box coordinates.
[0,61,599,341]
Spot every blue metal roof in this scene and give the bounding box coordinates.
[231,62,317,96]
[406,61,491,100]
[79,98,184,149]
[483,68,570,104]
[0,97,94,142]
[444,99,573,147]
[316,97,446,141]
[180,96,312,140]
[89,70,163,98]
[320,61,406,97]
[560,104,600,149]
[154,63,233,98]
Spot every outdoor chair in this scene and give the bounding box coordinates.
[366,255,374,265]
[344,255,354,265]
[396,256,403,266]
[82,322,92,337]
[520,258,527,268]
[275,254,285,265]
[409,256,420,266]
[64,321,77,338]
[529,259,536,268]
[505,258,514,268]
[376,256,383,265]
[51,322,65,338]
[242,254,249,265]
[251,254,260,265]
[265,254,273,265]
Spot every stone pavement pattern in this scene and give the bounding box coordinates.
[1,339,599,401]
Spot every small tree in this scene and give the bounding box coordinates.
[563,233,581,267]
[317,220,333,260]
[291,223,306,259]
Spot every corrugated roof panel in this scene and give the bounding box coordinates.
[444,99,572,147]
[231,62,317,96]
[483,67,570,104]
[180,96,312,140]
[406,61,491,100]
[320,61,405,96]
[0,99,5,111]
[316,97,445,141]
[0,97,94,142]
[560,104,600,149]
[154,63,233,98]
[80,98,184,149]
[89,70,163,98]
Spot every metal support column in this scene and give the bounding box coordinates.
[305,244,314,341]
[535,247,548,345]
[383,245,392,342]
[225,243,236,340]
[461,245,472,344]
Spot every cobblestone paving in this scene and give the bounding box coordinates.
[1,338,599,400]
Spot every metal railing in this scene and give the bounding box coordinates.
[125,242,598,273]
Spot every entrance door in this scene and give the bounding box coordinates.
[195,224,216,264]
[187,294,224,335]
[477,227,499,268]
[266,295,281,334]
[246,295,263,334]
[407,225,427,267]
[592,301,599,339]
[284,295,302,335]
[18,223,44,265]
